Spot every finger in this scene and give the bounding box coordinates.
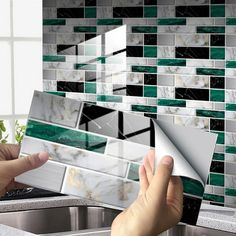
[147,149,155,174]
[138,165,149,195]
[166,176,183,217]
[143,154,153,184]
[147,156,173,204]
[2,152,49,178]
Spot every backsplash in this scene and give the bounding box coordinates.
[43,0,236,208]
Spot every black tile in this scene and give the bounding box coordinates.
[57,8,84,18]
[113,7,143,18]
[57,81,84,92]
[85,34,97,41]
[211,0,225,4]
[79,103,156,147]
[181,195,202,225]
[210,77,225,89]
[144,0,157,5]
[127,85,143,96]
[176,47,209,59]
[210,161,224,174]
[210,119,225,131]
[211,35,225,46]
[127,46,143,57]
[57,45,78,55]
[175,88,209,101]
[144,74,157,85]
[144,34,157,45]
[176,6,209,17]
[85,0,96,6]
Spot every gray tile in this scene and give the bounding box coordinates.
[226,162,236,175]
[157,34,175,46]
[43,34,56,44]
[157,0,175,4]
[43,70,56,80]
[16,160,66,192]
[226,120,236,132]
[226,78,236,90]
[158,74,174,86]
[226,35,236,47]
[97,0,112,6]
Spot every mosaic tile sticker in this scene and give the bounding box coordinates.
[16,91,216,225]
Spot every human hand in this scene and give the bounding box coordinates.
[0,144,49,196]
[111,150,183,236]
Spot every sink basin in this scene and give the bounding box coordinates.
[0,205,235,236]
[0,206,120,234]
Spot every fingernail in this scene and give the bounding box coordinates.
[38,152,49,162]
[161,156,173,166]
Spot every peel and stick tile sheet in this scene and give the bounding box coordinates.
[16,91,217,225]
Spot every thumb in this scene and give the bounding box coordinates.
[147,156,173,203]
[4,152,49,178]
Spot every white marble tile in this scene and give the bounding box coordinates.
[157,86,175,98]
[97,7,113,18]
[187,60,213,68]
[158,26,195,34]
[187,18,213,25]
[21,137,128,178]
[62,166,139,208]
[158,107,196,116]
[226,5,236,17]
[29,91,81,128]
[127,72,143,85]
[157,6,175,17]
[43,26,73,33]
[225,48,236,60]
[106,139,151,163]
[43,80,57,91]
[56,0,84,7]
[176,0,209,4]
[176,34,209,47]
[158,66,196,75]
[43,8,57,18]
[127,34,143,46]
[56,34,85,44]
[56,70,85,82]
[226,133,236,146]
[174,116,209,129]
[175,75,209,88]
[226,90,236,103]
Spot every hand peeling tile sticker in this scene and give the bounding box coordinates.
[16,91,217,226]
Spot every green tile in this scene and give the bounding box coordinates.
[132,26,157,33]
[213,153,224,161]
[196,109,224,119]
[210,89,225,102]
[157,18,186,25]
[225,188,236,197]
[197,68,225,76]
[132,65,157,73]
[226,103,236,111]
[74,26,97,32]
[43,19,66,25]
[197,26,225,33]
[144,6,157,17]
[46,91,65,97]
[211,5,225,17]
[211,48,225,60]
[225,146,236,154]
[144,46,157,58]
[210,173,224,187]
[226,18,236,25]
[96,95,122,103]
[226,61,236,68]
[213,132,225,145]
[26,120,107,154]
[127,163,140,181]
[97,19,123,25]
[131,105,157,113]
[43,55,65,62]
[85,83,96,94]
[144,86,157,98]
[157,99,186,107]
[74,64,96,70]
[180,176,204,197]
[97,56,106,64]
[157,59,186,67]
[203,193,224,203]
[85,8,96,18]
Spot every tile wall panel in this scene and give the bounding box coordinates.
[43,0,236,207]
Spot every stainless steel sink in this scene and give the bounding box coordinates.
[0,205,235,236]
[0,206,120,234]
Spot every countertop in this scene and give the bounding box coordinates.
[0,196,236,234]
